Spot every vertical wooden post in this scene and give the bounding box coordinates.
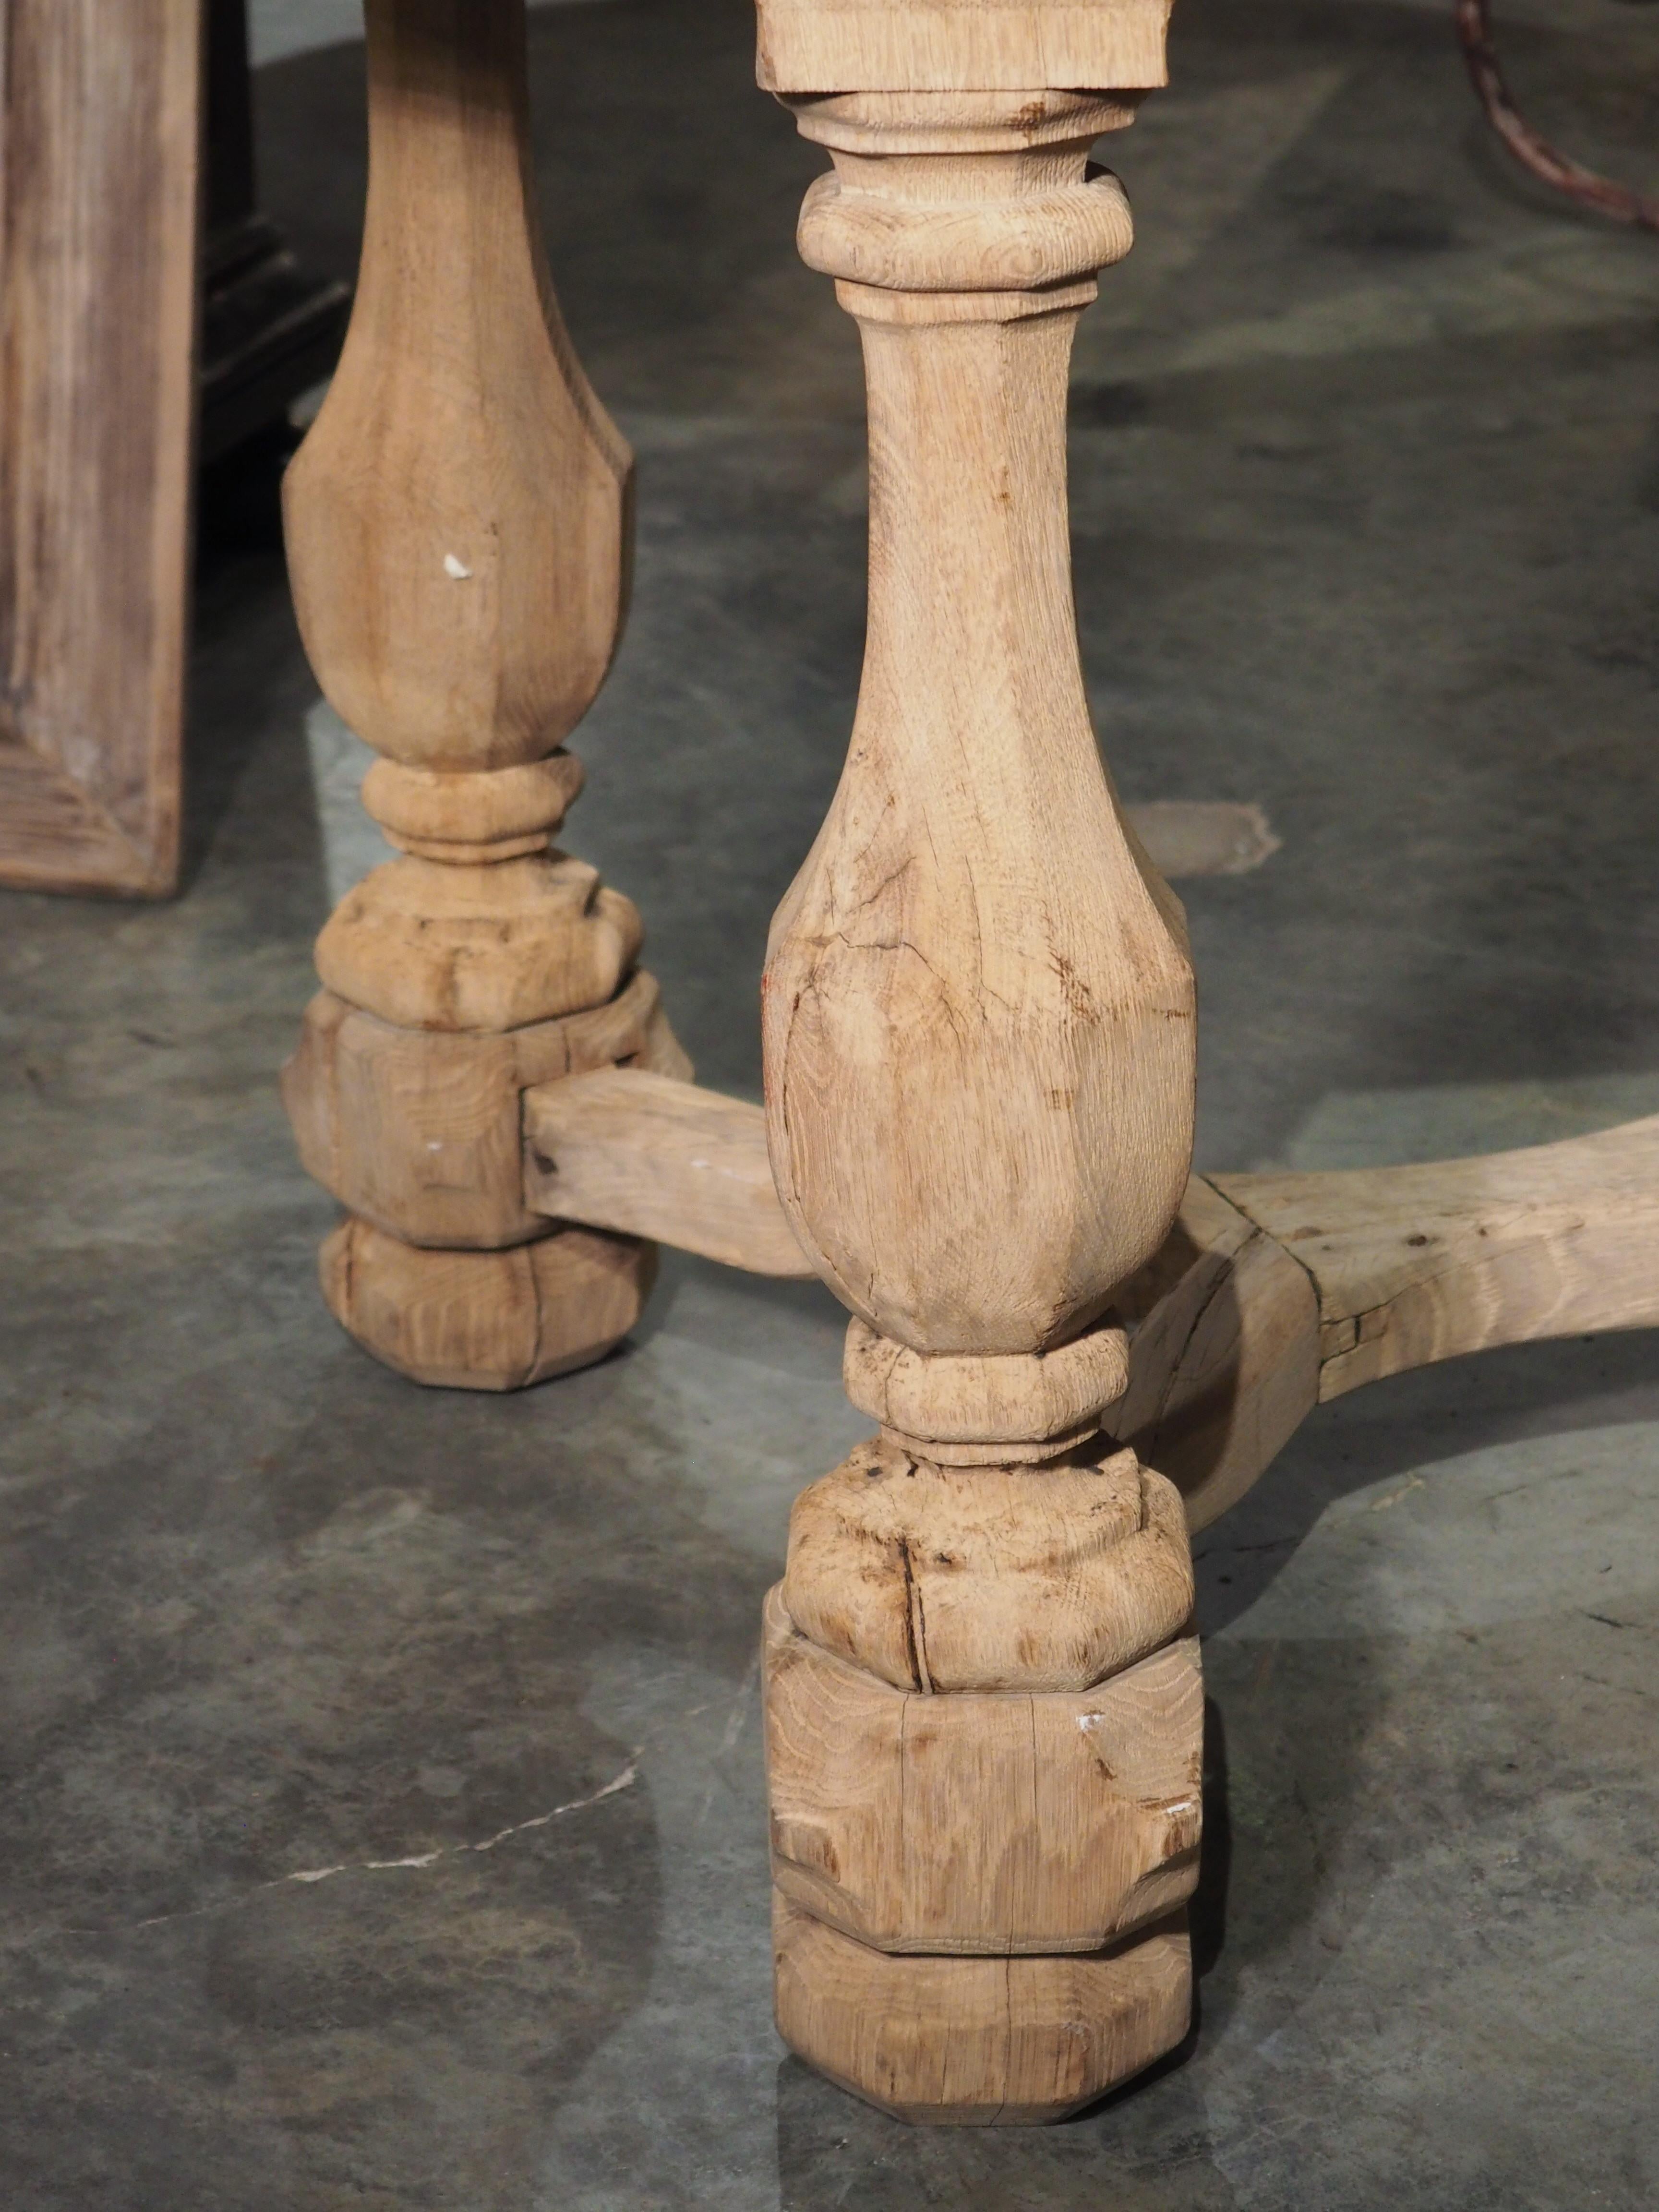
[280,0,688,1391]
[0,0,200,895]
[756,4,1202,2123]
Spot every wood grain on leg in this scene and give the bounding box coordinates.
[773,1893,1193,2127]
[320,1215,655,1393]
[767,1587,1202,1955]
[279,0,686,1387]
[752,0,1196,2124]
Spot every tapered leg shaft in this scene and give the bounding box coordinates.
[280,0,686,1388]
[753,4,1200,2125]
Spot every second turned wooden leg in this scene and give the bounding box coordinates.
[278,0,688,1389]
[754,1,1198,2127]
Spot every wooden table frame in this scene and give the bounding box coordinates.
[278,0,1659,2128]
[0,0,347,898]
[0,0,200,894]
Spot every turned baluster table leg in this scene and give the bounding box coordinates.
[279,0,688,1390]
[753,2,1199,2127]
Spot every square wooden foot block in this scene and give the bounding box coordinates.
[283,973,676,1249]
[774,1891,1192,2125]
[765,1588,1202,1953]
[320,1218,654,1391]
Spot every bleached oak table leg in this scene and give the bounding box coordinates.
[751,0,1199,2126]
[279,0,687,1390]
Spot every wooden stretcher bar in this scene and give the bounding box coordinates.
[519,1068,1659,1533]
[276,0,1656,2129]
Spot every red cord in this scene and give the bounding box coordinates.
[1455,0,1659,232]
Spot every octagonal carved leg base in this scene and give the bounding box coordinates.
[773,1893,1192,2126]
[320,1216,656,1391]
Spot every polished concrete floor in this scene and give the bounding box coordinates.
[5,1,1659,2205]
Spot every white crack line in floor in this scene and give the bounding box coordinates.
[43,1754,641,1941]
[281,1757,642,1889]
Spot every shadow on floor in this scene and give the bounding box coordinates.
[3,0,1659,2202]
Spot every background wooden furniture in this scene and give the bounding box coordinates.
[0,0,347,898]
[201,0,351,465]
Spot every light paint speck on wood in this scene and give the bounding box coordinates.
[279,0,687,1390]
